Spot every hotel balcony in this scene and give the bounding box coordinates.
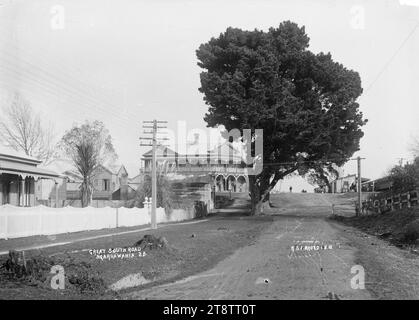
[140,164,249,176]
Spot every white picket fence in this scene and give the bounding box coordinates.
[0,205,194,240]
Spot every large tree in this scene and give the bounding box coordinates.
[0,93,56,164]
[196,21,367,214]
[59,121,117,207]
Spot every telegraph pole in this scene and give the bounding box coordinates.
[140,120,168,229]
[357,156,362,216]
[151,120,158,230]
[354,156,367,216]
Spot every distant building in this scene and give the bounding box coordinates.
[65,164,133,201]
[330,174,370,193]
[362,176,393,193]
[140,141,249,193]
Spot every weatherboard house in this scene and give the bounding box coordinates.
[51,161,136,202]
[38,158,138,206]
[0,144,62,207]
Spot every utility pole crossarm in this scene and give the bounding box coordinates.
[140,119,167,230]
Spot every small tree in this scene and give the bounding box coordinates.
[134,162,174,212]
[0,93,56,164]
[59,121,117,207]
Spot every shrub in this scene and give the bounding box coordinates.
[401,219,419,244]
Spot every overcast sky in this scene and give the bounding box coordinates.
[1,0,418,182]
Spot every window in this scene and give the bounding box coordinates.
[103,179,110,191]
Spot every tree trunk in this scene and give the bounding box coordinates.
[249,167,297,215]
[81,178,92,208]
[249,175,271,215]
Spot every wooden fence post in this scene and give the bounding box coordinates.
[407,193,411,208]
[399,194,403,210]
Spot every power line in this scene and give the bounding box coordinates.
[361,20,419,99]
[0,29,141,126]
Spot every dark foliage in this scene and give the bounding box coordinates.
[197,21,367,214]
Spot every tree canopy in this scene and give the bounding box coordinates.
[59,120,117,207]
[388,157,419,193]
[196,21,367,214]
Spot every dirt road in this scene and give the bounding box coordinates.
[126,193,381,300]
[3,193,416,300]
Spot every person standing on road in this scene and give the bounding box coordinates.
[289,186,293,193]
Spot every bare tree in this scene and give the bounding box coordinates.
[0,93,56,164]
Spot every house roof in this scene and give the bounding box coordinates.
[0,160,60,179]
[207,142,243,162]
[141,141,245,162]
[142,145,179,160]
[63,170,83,182]
[41,158,74,174]
[0,142,60,179]
[332,174,370,183]
[44,159,129,180]
[116,165,128,176]
[129,174,142,183]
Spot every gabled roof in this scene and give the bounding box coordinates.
[208,142,244,162]
[94,164,118,176]
[142,145,179,160]
[116,165,128,177]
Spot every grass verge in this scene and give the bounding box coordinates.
[0,216,272,299]
[329,207,419,250]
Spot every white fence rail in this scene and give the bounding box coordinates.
[0,205,194,240]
